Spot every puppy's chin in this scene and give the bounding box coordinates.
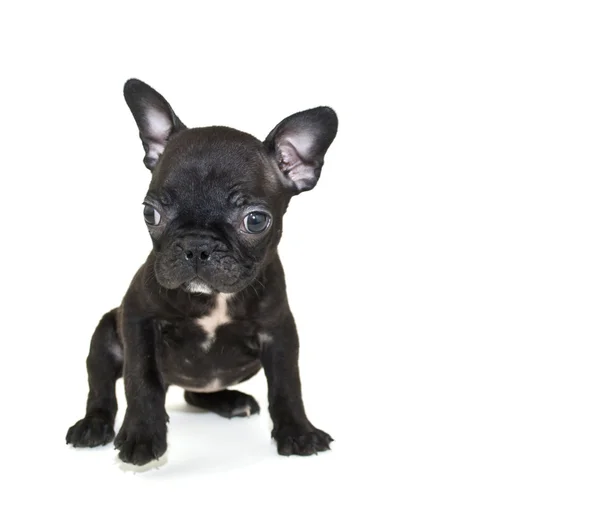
[183,279,213,295]
[178,272,262,296]
[183,278,259,296]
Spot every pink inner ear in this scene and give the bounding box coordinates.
[278,141,303,172]
[146,108,173,141]
[288,132,314,158]
[144,107,173,162]
[277,140,316,191]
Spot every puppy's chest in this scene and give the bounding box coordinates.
[158,295,257,359]
[194,293,232,350]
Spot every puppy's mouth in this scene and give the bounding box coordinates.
[182,276,247,295]
[182,278,213,295]
[181,273,258,295]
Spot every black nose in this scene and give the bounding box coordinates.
[177,236,218,266]
[184,248,211,261]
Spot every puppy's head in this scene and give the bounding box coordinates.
[123,79,337,294]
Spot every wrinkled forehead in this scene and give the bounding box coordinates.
[148,127,283,204]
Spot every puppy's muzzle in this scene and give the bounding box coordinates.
[176,236,222,272]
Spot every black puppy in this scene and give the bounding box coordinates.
[66,79,338,466]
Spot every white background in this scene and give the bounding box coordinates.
[1,1,599,525]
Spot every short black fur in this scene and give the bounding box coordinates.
[66,79,338,466]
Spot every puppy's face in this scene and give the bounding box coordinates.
[124,80,337,294]
[143,128,286,294]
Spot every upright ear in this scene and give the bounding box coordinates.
[264,107,338,193]
[123,79,187,170]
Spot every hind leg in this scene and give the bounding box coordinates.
[184,389,260,418]
[66,309,123,447]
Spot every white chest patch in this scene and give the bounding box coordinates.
[257,332,273,346]
[195,293,232,350]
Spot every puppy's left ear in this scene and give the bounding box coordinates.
[265,107,338,193]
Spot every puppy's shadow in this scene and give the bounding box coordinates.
[129,400,275,478]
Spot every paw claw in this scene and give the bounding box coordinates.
[114,422,167,466]
[66,416,115,448]
[273,424,333,457]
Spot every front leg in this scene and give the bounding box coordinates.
[114,316,168,465]
[260,313,333,456]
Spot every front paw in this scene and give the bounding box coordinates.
[272,423,334,456]
[66,416,115,447]
[114,421,167,466]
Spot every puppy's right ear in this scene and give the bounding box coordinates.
[123,79,187,170]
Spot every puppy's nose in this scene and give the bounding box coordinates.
[184,248,212,262]
[177,237,217,267]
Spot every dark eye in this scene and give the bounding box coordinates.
[243,211,270,233]
[143,204,161,226]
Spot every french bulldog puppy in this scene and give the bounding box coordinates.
[65,79,338,466]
